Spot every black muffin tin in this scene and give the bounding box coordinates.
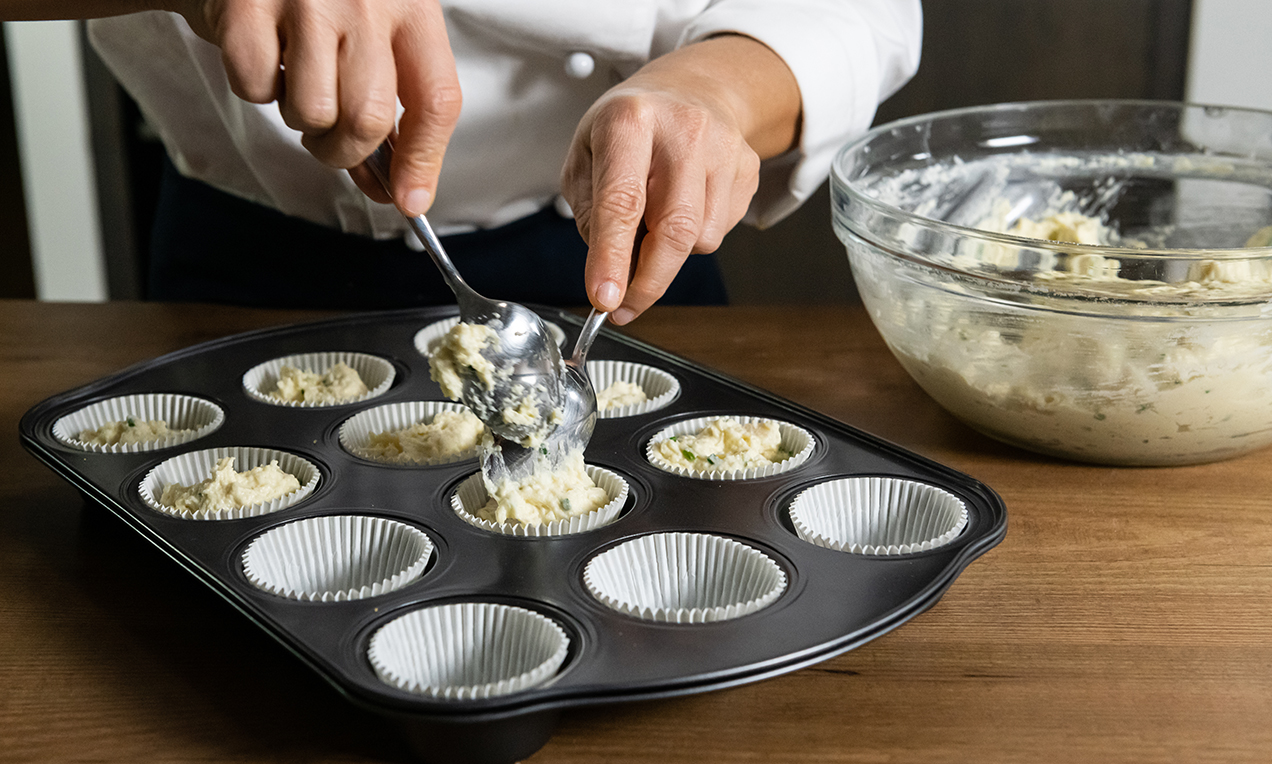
[19,306,1007,764]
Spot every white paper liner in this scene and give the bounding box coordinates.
[242,515,433,601]
[583,532,787,623]
[368,602,569,700]
[242,351,395,407]
[339,401,480,466]
[412,316,567,358]
[450,465,628,537]
[52,393,224,453]
[138,446,321,521]
[645,415,815,480]
[788,477,969,555]
[585,360,680,419]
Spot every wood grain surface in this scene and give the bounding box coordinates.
[3,300,1270,764]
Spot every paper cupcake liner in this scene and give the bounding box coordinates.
[242,351,395,407]
[139,446,321,521]
[242,515,434,601]
[339,401,481,466]
[583,532,787,623]
[413,316,566,359]
[585,360,680,419]
[368,602,570,700]
[451,465,628,537]
[788,477,969,555]
[645,416,815,480]
[52,393,224,453]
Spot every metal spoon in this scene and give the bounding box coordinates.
[363,139,564,445]
[478,308,606,484]
[552,307,607,449]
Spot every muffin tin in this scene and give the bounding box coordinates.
[19,306,1007,764]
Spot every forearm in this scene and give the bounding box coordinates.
[631,33,801,161]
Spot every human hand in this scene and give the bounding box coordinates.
[560,35,799,325]
[175,0,461,215]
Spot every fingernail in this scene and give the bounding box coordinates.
[611,307,636,325]
[596,280,622,311]
[403,188,431,216]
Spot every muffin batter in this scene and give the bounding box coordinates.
[270,362,368,404]
[363,409,485,464]
[655,418,790,471]
[79,417,178,446]
[160,457,300,513]
[597,381,648,411]
[477,450,609,526]
[428,321,559,446]
[429,322,502,400]
[867,209,1272,464]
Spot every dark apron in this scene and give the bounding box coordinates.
[148,158,729,311]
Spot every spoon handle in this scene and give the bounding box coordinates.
[570,308,608,367]
[363,140,485,314]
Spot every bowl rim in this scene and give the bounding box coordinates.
[832,98,1272,262]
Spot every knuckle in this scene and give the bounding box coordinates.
[694,229,724,254]
[225,69,274,104]
[593,179,645,222]
[420,81,463,125]
[676,107,711,141]
[594,95,654,136]
[651,208,700,251]
[283,97,338,133]
[345,98,396,144]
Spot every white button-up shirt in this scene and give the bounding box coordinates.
[89,1,920,241]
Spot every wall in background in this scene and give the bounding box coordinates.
[0,29,33,299]
[1186,0,1272,109]
[3,0,1265,305]
[3,20,106,301]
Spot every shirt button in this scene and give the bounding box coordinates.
[564,51,595,79]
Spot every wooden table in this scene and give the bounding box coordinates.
[3,299,1270,763]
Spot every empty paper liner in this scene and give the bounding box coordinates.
[789,476,969,555]
[583,531,787,623]
[368,602,569,700]
[242,514,434,601]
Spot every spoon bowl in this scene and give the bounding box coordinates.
[484,309,605,482]
[363,140,563,444]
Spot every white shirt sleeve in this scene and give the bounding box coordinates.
[678,0,922,228]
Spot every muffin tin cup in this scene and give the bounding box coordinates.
[242,351,395,407]
[451,465,629,537]
[645,416,815,480]
[586,360,680,419]
[339,401,481,466]
[368,602,570,700]
[242,515,434,601]
[51,393,224,453]
[789,477,969,555]
[139,446,321,521]
[583,531,788,624]
[413,316,567,359]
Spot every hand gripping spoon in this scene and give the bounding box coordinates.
[363,140,564,449]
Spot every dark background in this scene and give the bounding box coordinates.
[0,0,1194,302]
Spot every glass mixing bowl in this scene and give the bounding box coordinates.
[831,100,1272,466]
